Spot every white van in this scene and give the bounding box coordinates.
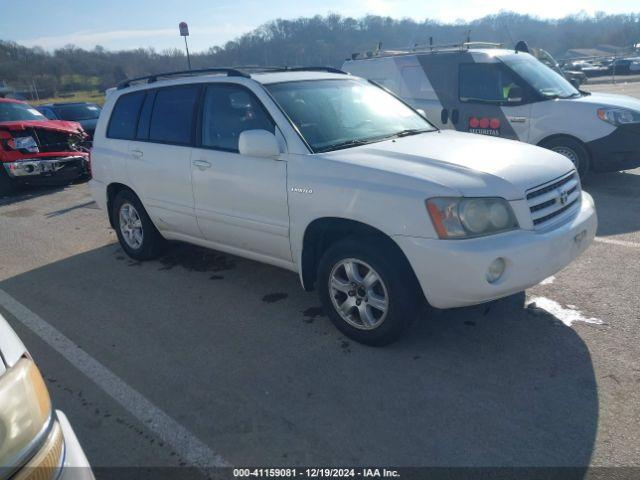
[342,42,640,179]
[90,67,596,345]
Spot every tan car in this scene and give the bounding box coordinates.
[0,314,94,480]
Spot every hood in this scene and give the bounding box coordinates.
[572,92,640,111]
[0,119,85,135]
[322,130,574,200]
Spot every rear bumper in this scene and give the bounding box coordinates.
[587,124,640,172]
[394,192,597,309]
[2,156,88,182]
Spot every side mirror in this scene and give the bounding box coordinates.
[238,129,280,158]
[507,85,524,103]
[416,108,427,118]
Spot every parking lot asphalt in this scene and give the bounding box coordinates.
[1,176,639,474]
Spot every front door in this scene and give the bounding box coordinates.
[457,62,532,142]
[191,83,291,263]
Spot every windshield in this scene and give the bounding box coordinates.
[54,104,101,121]
[0,101,47,122]
[502,55,580,99]
[266,79,435,152]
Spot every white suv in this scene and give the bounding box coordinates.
[90,67,597,345]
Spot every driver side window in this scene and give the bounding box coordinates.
[459,64,522,104]
[201,84,275,152]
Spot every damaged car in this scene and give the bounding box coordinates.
[0,97,90,195]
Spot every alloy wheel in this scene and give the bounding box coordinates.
[119,202,144,249]
[329,258,389,330]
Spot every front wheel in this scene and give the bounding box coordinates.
[317,239,421,346]
[541,137,590,181]
[112,189,166,260]
[0,166,16,197]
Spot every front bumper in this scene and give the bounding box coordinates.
[9,411,93,480]
[56,410,94,480]
[2,156,88,182]
[394,192,597,309]
[587,123,640,172]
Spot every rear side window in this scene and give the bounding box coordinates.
[459,64,519,103]
[136,92,156,140]
[149,85,199,145]
[107,92,145,139]
[200,84,275,152]
[400,66,433,99]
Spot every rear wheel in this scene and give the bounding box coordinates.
[541,137,590,181]
[317,238,421,346]
[112,189,166,260]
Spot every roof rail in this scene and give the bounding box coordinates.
[233,66,348,75]
[117,67,250,89]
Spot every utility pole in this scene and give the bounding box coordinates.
[179,22,191,70]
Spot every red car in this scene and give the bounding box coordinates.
[0,97,90,195]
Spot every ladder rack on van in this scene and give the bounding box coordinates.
[350,41,504,60]
[117,66,348,89]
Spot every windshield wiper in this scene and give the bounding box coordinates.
[316,128,434,153]
[392,128,434,138]
[316,137,382,153]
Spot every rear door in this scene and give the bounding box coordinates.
[125,84,202,238]
[191,83,291,263]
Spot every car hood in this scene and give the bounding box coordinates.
[572,92,640,111]
[0,119,85,135]
[322,130,574,200]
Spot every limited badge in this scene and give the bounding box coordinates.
[468,117,501,136]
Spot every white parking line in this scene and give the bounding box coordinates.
[0,289,229,468]
[527,297,604,327]
[595,237,639,248]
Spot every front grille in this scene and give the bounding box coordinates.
[31,128,82,153]
[527,171,581,229]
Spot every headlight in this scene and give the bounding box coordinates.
[0,358,52,469]
[597,107,640,126]
[426,197,519,239]
[7,136,39,153]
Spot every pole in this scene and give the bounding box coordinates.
[184,36,192,71]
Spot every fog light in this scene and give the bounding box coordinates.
[486,258,506,283]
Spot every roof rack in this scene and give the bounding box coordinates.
[117,67,250,89]
[349,41,504,60]
[117,66,348,90]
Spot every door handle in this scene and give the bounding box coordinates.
[440,109,449,124]
[508,116,527,123]
[193,160,212,170]
[130,149,143,159]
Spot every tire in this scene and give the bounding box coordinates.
[112,189,166,260]
[317,238,421,346]
[0,166,16,197]
[541,137,590,181]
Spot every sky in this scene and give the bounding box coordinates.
[2,0,639,53]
